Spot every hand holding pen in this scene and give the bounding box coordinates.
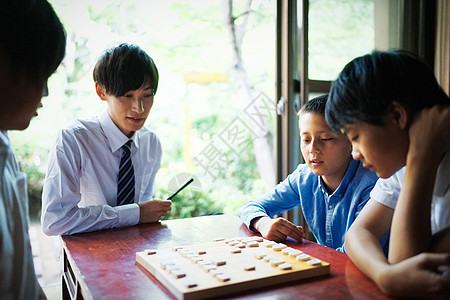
[138,178,193,223]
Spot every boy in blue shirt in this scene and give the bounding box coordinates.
[239,95,378,252]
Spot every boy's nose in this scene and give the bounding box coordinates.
[310,140,321,153]
[131,98,144,112]
[352,150,362,161]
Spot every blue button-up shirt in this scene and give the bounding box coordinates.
[239,158,378,252]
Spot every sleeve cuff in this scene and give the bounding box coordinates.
[116,203,140,226]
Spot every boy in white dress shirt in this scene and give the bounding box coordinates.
[1,1,66,298]
[41,43,171,235]
[325,50,450,298]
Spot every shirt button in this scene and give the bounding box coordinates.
[339,194,342,197]
[329,205,332,210]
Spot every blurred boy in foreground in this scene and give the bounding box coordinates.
[0,0,66,298]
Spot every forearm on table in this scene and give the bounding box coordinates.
[389,157,438,263]
[44,204,136,235]
[345,228,390,284]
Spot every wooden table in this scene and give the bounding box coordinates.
[61,214,392,300]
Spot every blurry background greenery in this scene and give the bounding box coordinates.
[9,0,374,221]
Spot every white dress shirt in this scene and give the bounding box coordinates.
[370,152,450,234]
[41,110,162,235]
[0,131,42,299]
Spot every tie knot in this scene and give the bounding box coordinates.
[122,140,132,153]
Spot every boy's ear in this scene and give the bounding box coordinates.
[388,101,410,130]
[95,82,107,101]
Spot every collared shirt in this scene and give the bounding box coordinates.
[41,110,162,235]
[371,151,450,234]
[0,131,42,299]
[239,158,378,252]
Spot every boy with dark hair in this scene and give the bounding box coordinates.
[325,50,450,297]
[41,43,171,235]
[239,95,378,252]
[0,0,66,298]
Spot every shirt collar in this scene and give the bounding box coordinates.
[98,110,140,153]
[0,130,9,147]
[318,157,359,197]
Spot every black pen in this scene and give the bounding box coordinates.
[167,178,194,200]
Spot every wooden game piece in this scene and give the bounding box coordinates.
[216,274,231,282]
[240,237,251,244]
[166,265,180,274]
[246,241,259,247]
[184,279,198,288]
[213,238,225,242]
[263,255,275,262]
[230,248,241,254]
[172,269,187,279]
[228,241,239,246]
[213,259,226,266]
[172,246,184,252]
[250,236,263,242]
[196,250,207,255]
[278,263,292,270]
[191,257,203,264]
[186,254,199,260]
[289,249,303,257]
[281,248,293,255]
[272,244,287,251]
[254,252,266,260]
[235,243,246,249]
[264,241,276,248]
[210,269,223,276]
[307,258,322,266]
[178,249,194,257]
[270,257,286,266]
[198,260,212,266]
[202,264,217,272]
[243,236,262,244]
[296,254,311,261]
[145,249,157,255]
[243,264,256,271]
[160,260,176,270]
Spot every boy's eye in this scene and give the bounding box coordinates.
[350,135,359,142]
[302,139,310,143]
[321,138,333,141]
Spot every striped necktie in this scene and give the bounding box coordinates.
[117,140,135,205]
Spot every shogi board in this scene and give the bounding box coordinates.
[136,237,330,300]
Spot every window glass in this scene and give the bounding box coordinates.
[308,0,375,80]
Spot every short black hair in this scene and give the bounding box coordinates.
[299,94,328,116]
[325,50,450,132]
[0,0,66,86]
[93,43,159,97]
